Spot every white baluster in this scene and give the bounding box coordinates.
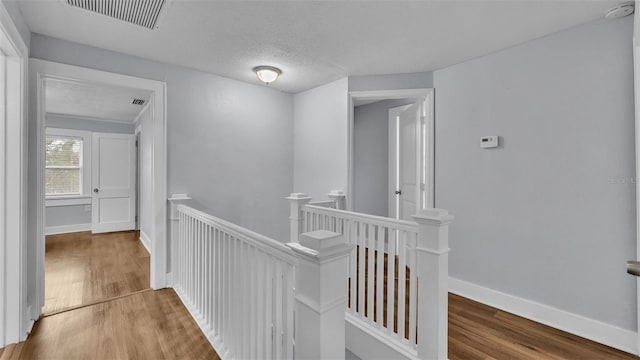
[349,220,357,313]
[284,264,294,360]
[274,262,284,359]
[376,225,384,328]
[387,230,396,333]
[367,223,375,323]
[409,231,418,347]
[358,222,365,319]
[265,256,274,360]
[398,230,407,340]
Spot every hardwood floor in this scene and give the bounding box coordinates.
[449,293,638,360]
[44,230,150,315]
[2,233,634,359]
[1,289,220,360]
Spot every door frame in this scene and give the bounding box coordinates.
[31,60,168,318]
[347,88,434,212]
[633,4,640,354]
[0,1,28,347]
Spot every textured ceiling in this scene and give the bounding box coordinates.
[45,78,151,123]
[19,0,621,93]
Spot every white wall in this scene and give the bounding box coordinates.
[349,72,433,92]
[293,78,348,200]
[434,15,636,335]
[353,98,416,216]
[29,34,294,244]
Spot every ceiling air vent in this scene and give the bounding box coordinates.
[66,0,169,30]
[132,98,146,106]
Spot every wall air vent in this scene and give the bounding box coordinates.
[66,0,170,30]
[132,98,146,105]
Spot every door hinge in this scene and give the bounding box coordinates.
[135,140,139,147]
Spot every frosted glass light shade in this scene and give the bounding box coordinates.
[254,66,281,84]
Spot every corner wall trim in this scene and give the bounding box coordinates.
[140,231,151,255]
[44,223,92,235]
[449,277,638,356]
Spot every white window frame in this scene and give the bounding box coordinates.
[44,128,92,206]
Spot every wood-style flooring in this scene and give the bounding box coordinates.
[2,231,635,359]
[448,293,637,360]
[1,289,220,360]
[43,230,150,315]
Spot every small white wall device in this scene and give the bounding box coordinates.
[480,136,499,149]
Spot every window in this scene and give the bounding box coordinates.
[45,135,83,196]
[45,128,92,201]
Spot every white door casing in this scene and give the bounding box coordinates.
[0,1,29,346]
[633,1,640,354]
[92,133,136,233]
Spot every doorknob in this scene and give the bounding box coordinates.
[395,190,402,195]
[627,261,640,276]
[93,188,99,193]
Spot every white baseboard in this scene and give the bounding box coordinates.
[25,305,35,337]
[449,277,638,356]
[139,230,151,254]
[44,223,92,235]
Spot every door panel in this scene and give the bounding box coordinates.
[92,133,136,233]
[399,103,420,221]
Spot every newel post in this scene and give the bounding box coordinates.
[287,231,354,360]
[328,190,346,210]
[168,194,191,285]
[412,209,454,360]
[286,192,312,243]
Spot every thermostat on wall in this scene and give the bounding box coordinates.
[480,136,499,149]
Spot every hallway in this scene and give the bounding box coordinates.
[0,231,634,359]
[43,231,150,315]
[1,289,220,359]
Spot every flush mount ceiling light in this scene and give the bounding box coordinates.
[254,66,282,84]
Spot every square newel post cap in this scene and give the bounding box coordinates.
[411,208,454,226]
[287,230,353,263]
[168,193,191,202]
[301,230,344,250]
[286,192,312,202]
[168,194,192,219]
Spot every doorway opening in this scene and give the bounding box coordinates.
[348,89,434,218]
[31,60,167,323]
[41,78,151,315]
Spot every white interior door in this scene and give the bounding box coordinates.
[92,133,136,233]
[388,102,422,220]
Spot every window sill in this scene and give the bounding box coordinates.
[45,196,92,207]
